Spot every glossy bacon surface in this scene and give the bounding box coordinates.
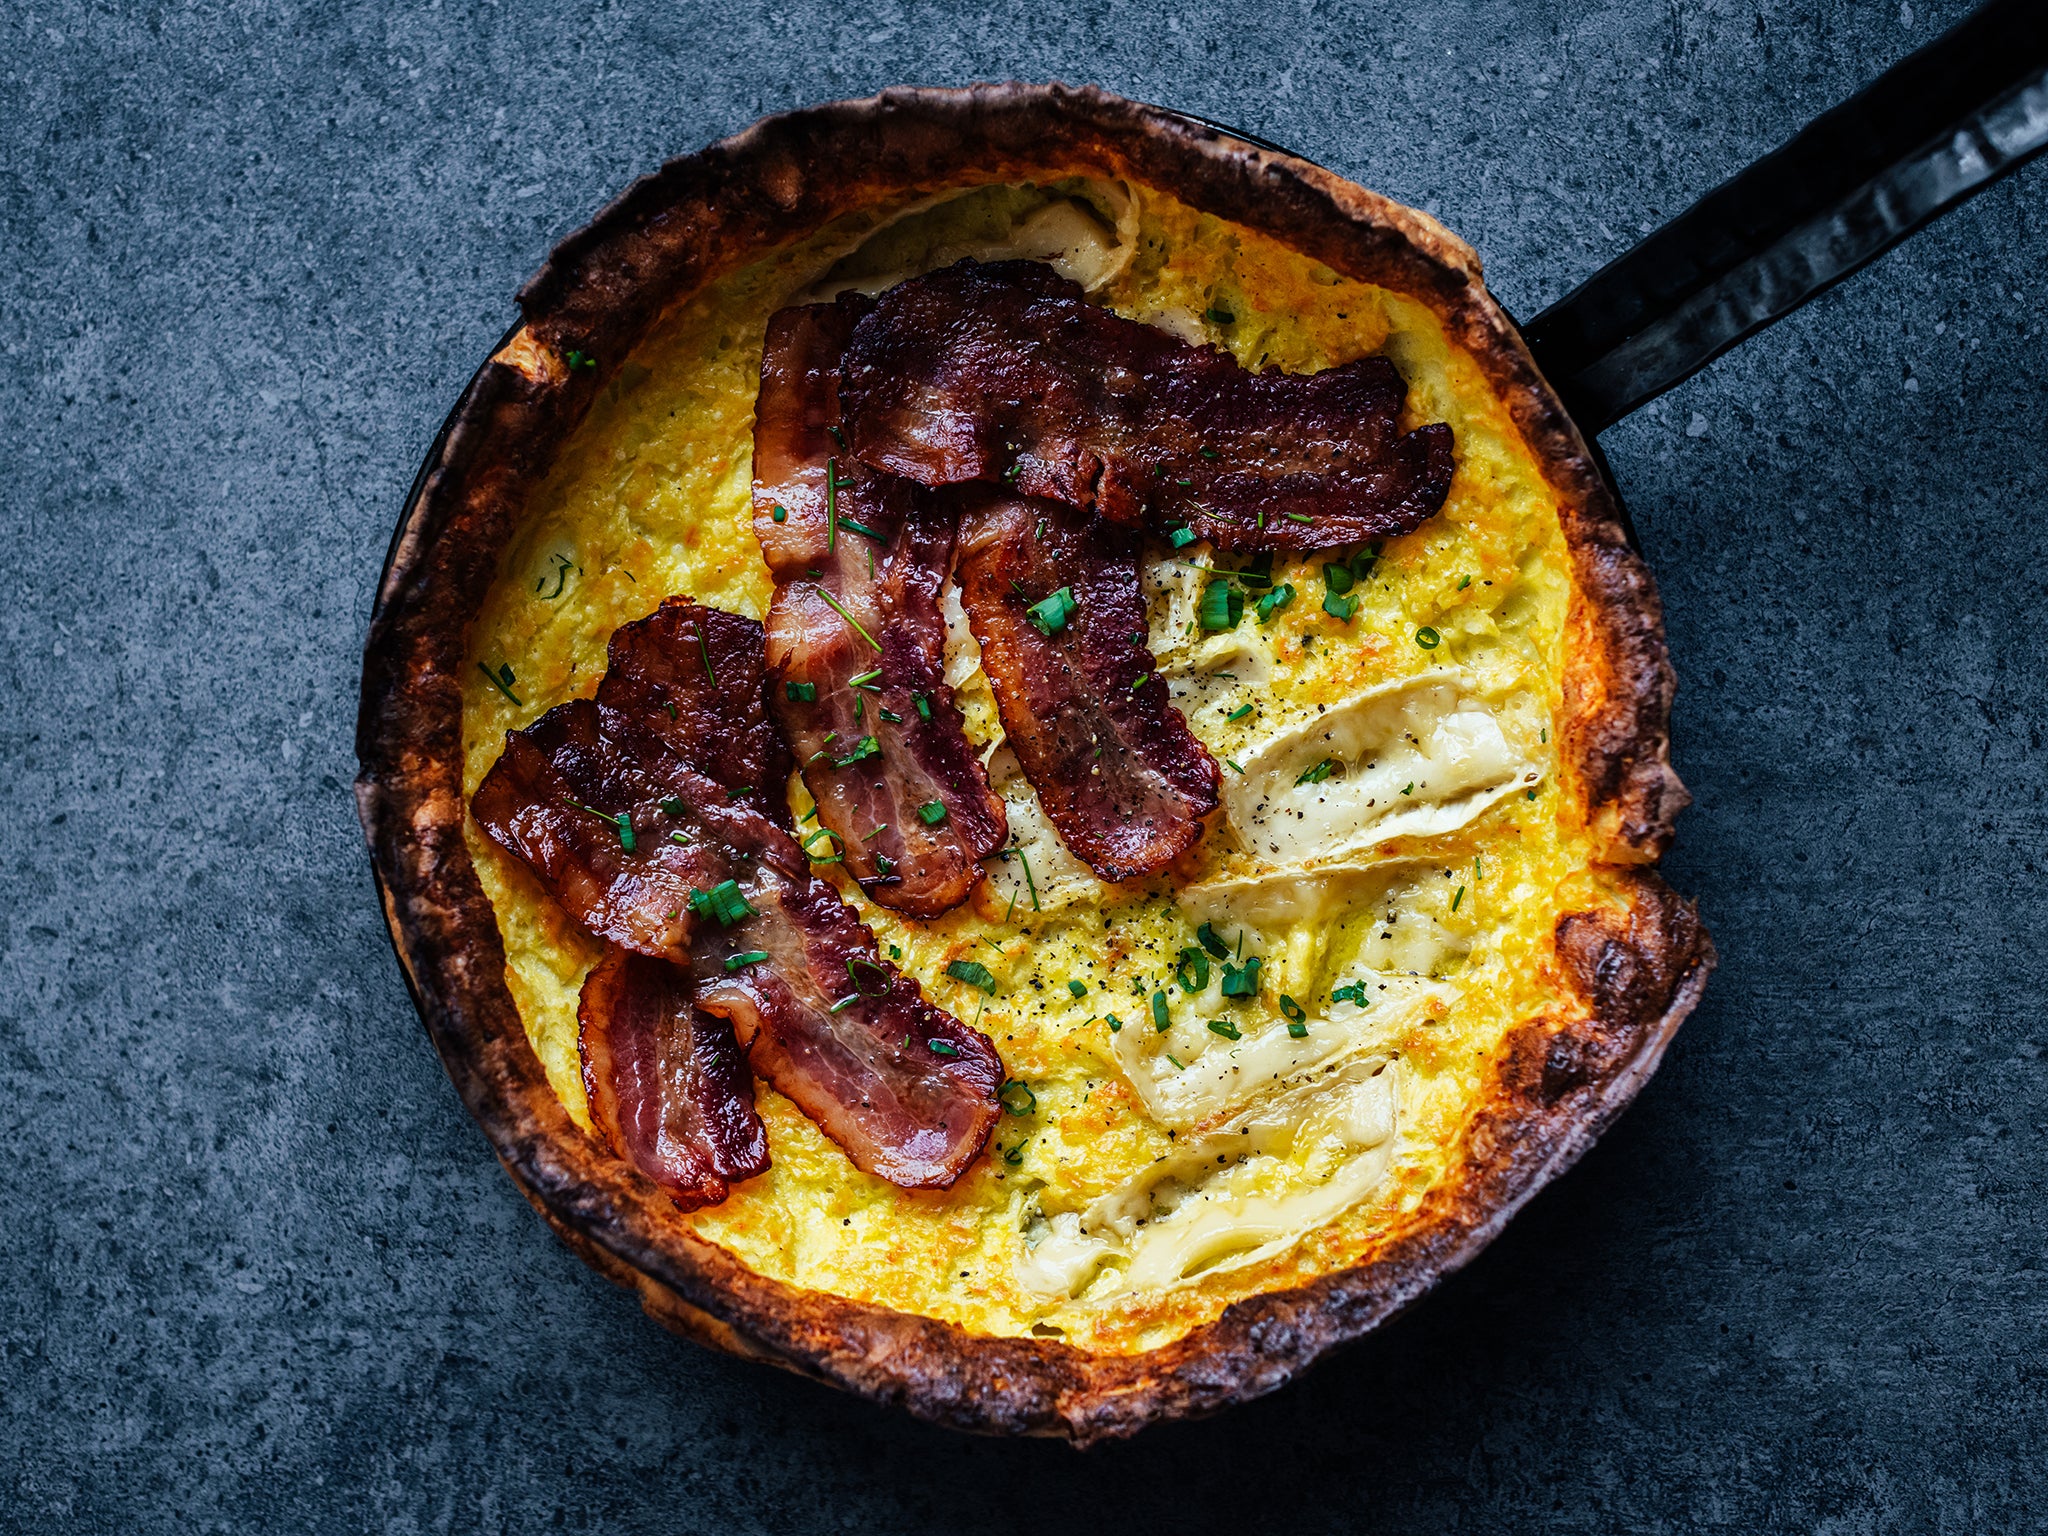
[754,300,1005,916]
[472,599,1003,1187]
[841,260,1455,553]
[577,948,769,1210]
[954,490,1220,881]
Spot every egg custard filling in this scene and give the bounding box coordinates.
[461,179,1608,1355]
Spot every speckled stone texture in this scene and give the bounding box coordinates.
[2,0,2042,1529]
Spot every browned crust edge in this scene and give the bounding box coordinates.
[354,82,1713,1445]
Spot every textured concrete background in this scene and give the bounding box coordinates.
[3,0,2043,1530]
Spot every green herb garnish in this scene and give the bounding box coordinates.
[1415,625,1442,650]
[1255,582,1296,623]
[785,681,816,702]
[722,950,769,972]
[1295,758,1337,786]
[998,1080,1036,1116]
[1279,994,1307,1024]
[817,588,881,652]
[1168,526,1198,549]
[946,960,998,993]
[1198,581,1244,631]
[912,692,932,720]
[1207,1019,1241,1040]
[1067,979,1088,999]
[917,801,947,825]
[688,880,755,927]
[1220,957,1261,998]
[928,1039,960,1058]
[477,661,522,706]
[1152,990,1171,1032]
[1196,922,1231,960]
[1322,591,1360,621]
[1224,702,1254,722]
[1175,947,1211,993]
[1026,586,1078,636]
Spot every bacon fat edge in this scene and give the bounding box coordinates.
[954,490,1221,881]
[840,259,1455,554]
[472,598,1004,1188]
[753,300,1006,917]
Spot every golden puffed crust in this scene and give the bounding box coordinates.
[355,82,1713,1444]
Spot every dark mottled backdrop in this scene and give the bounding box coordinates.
[3,1,2042,1530]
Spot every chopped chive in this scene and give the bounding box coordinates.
[1026,586,1078,636]
[1105,1013,1124,1033]
[828,424,846,451]
[1401,782,1414,795]
[1002,1139,1026,1165]
[1323,562,1355,596]
[722,950,770,972]
[1526,787,1539,801]
[1255,582,1296,623]
[825,455,841,554]
[1199,447,1220,460]
[879,707,902,723]
[917,800,947,826]
[477,661,522,706]
[828,993,860,1013]
[888,943,902,959]
[861,822,890,841]
[874,853,895,875]
[1165,1054,1186,1070]
[946,959,997,993]
[1415,625,1442,650]
[1541,727,1549,743]
[1152,990,1171,1032]
[848,668,883,690]
[687,879,755,927]
[1287,1020,1309,1039]
[1284,511,1314,524]
[1175,947,1211,993]
[1220,957,1261,998]
[1198,581,1244,631]
[667,831,689,846]
[1331,982,1369,1006]
[1279,994,1307,1024]
[1067,979,1088,999]
[1001,844,1040,910]
[817,589,881,652]
[1225,757,1245,774]
[565,349,596,370]
[1207,1019,1242,1040]
[1224,702,1253,722]
[1295,758,1337,786]
[912,692,932,720]
[660,797,686,816]
[771,504,787,523]
[1323,591,1360,621]
[1130,672,1148,690]
[998,1080,1036,1116]
[839,516,886,542]
[1195,921,1230,960]
[1168,525,1198,549]
[1204,306,1235,324]
[785,681,816,702]
[1452,885,1465,912]
[927,1039,960,1058]
[1457,574,1472,590]
[834,735,880,767]
[695,623,718,687]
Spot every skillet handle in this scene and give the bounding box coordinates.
[1521,0,2048,436]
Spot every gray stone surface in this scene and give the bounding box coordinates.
[3,0,2042,1529]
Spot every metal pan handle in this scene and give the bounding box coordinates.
[1520,0,2048,435]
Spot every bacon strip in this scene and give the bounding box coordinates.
[753,301,1005,916]
[841,260,1455,553]
[954,490,1220,881]
[472,599,1003,1186]
[577,948,769,1210]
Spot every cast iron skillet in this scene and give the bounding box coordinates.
[358,0,2046,1434]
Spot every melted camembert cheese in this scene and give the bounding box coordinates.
[459,178,1616,1354]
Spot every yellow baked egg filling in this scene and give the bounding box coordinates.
[461,180,1614,1353]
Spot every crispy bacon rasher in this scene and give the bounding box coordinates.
[577,947,769,1210]
[472,599,1003,1188]
[953,490,1220,881]
[841,260,1455,553]
[753,300,1006,917]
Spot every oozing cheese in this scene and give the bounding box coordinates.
[459,177,1623,1354]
